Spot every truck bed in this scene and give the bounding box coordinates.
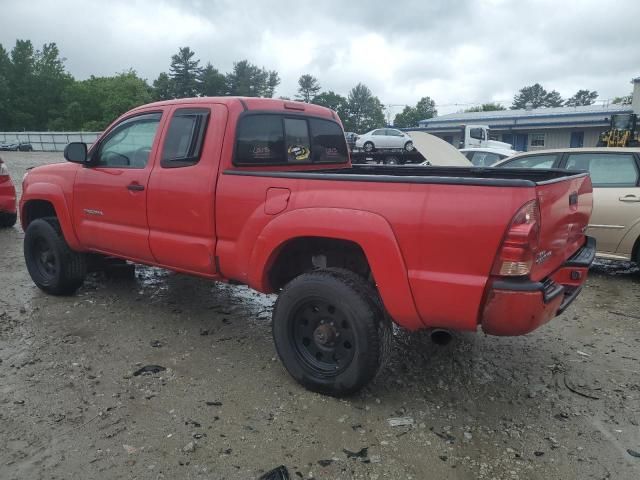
[226,165,587,187]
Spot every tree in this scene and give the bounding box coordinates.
[152,72,174,100]
[344,83,385,132]
[311,91,348,119]
[169,46,202,98]
[198,63,226,96]
[296,74,321,102]
[511,83,564,109]
[393,96,437,128]
[564,89,598,107]
[8,39,37,129]
[612,93,632,105]
[32,43,73,129]
[226,60,279,97]
[265,71,280,98]
[0,44,12,130]
[464,102,506,112]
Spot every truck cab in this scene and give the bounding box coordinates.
[461,124,514,150]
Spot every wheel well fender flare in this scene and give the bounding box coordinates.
[249,208,421,328]
[21,183,82,250]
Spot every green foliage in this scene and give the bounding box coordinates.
[0,41,285,131]
[393,96,437,128]
[59,71,153,130]
[311,91,348,121]
[564,89,598,106]
[464,102,506,112]
[199,63,226,97]
[296,74,321,102]
[152,72,174,101]
[0,45,12,130]
[343,83,385,133]
[511,83,564,109]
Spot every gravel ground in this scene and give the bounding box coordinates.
[1,152,640,480]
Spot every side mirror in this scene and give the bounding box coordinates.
[64,142,88,164]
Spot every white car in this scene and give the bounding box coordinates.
[460,147,518,167]
[355,128,414,152]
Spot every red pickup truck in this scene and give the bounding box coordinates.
[20,97,595,395]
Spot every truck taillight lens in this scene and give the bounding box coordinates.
[0,161,9,180]
[493,200,540,277]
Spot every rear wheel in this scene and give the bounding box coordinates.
[404,140,414,152]
[0,212,17,228]
[24,217,86,295]
[363,141,374,153]
[272,268,390,396]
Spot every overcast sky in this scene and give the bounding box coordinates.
[1,0,639,116]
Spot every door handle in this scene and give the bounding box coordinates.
[618,195,640,202]
[127,183,145,191]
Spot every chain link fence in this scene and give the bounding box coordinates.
[0,132,101,152]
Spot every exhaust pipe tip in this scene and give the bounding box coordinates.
[430,329,453,346]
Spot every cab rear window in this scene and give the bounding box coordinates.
[235,114,347,165]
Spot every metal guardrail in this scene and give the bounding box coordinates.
[0,132,101,152]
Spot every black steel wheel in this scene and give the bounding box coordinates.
[290,298,356,375]
[24,217,86,295]
[273,268,390,396]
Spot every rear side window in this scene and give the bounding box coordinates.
[309,118,348,163]
[235,114,347,165]
[469,151,502,166]
[566,153,639,187]
[284,118,311,162]
[161,108,210,168]
[502,154,557,169]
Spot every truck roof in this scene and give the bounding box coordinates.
[130,96,338,121]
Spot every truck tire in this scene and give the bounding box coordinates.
[272,268,391,396]
[363,141,374,153]
[24,217,86,295]
[404,141,414,152]
[0,212,17,228]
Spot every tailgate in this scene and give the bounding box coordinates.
[530,173,593,281]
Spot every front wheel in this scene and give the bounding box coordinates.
[24,217,86,295]
[404,141,414,152]
[363,141,374,153]
[272,268,390,396]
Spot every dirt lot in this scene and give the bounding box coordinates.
[1,152,640,480]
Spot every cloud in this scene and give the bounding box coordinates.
[1,0,639,115]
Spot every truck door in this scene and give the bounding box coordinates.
[72,112,163,262]
[146,104,226,276]
[467,126,484,148]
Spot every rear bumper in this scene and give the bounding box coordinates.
[480,236,596,336]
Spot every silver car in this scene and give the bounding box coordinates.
[354,128,414,152]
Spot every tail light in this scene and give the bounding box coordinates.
[492,200,541,276]
[0,160,9,181]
